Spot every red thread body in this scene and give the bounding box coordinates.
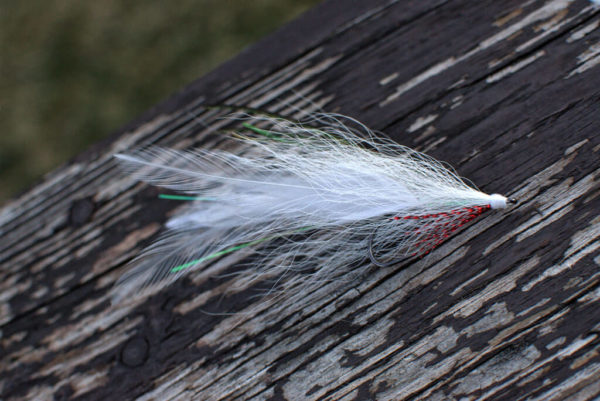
[392,205,491,256]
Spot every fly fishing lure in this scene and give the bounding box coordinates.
[113,112,513,303]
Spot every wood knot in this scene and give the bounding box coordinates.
[121,336,149,367]
[69,197,95,226]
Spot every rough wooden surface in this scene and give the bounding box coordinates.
[2,0,600,400]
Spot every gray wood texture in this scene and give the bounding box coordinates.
[2,0,600,399]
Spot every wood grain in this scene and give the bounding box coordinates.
[2,0,600,400]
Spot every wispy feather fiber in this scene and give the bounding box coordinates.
[113,113,507,304]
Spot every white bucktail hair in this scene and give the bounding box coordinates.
[112,112,508,305]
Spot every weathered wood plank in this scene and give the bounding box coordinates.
[2,0,600,400]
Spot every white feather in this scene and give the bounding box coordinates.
[112,113,507,304]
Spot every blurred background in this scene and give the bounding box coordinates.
[0,0,320,204]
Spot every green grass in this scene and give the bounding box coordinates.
[0,0,320,203]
